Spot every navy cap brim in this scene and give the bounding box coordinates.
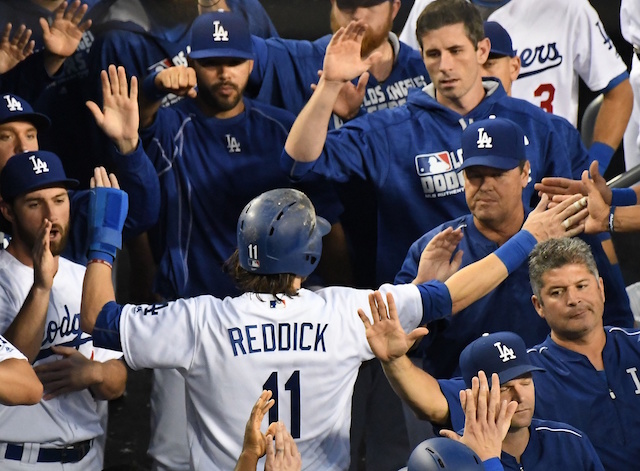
[336,0,390,8]
[0,112,50,131]
[497,364,545,385]
[458,155,521,171]
[1,178,79,202]
[189,49,254,60]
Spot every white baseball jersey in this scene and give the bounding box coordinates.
[620,0,640,169]
[119,283,424,470]
[0,334,26,362]
[0,251,121,469]
[399,0,628,126]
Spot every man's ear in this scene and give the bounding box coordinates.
[391,0,402,20]
[0,200,14,224]
[477,37,490,65]
[510,56,521,82]
[531,294,545,319]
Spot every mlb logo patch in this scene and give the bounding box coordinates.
[249,259,260,268]
[415,151,452,176]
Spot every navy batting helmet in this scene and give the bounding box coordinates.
[237,188,331,277]
[407,438,483,471]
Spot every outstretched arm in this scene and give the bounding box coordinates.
[284,20,381,163]
[139,65,196,128]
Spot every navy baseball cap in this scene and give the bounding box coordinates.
[0,94,50,131]
[459,118,526,171]
[459,332,545,388]
[0,151,78,201]
[484,21,515,58]
[336,0,392,8]
[189,11,253,60]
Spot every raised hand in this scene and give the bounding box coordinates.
[89,166,119,190]
[40,0,91,59]
[312,69,370,120]
[522,193,587,241]
[86,65,139,155]
[535,161,610,202]
[32,219,59,291]
[413,226,464,284]
[357,291,429,362]
[440,371,517,461]
[154,65,198,98]
[0,23,34,74]
[581,168,610,234]
[321,21,381,85]
[265,421,302,471]
[241,390,276,461]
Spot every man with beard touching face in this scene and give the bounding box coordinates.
[138,11,344,471]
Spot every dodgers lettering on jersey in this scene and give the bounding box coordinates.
[227,322,329,356]
[362,75,428,112]
[415,148,465,199]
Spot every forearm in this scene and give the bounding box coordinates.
[284,78,343,162]
[139,74,164,128]
[3,285,52,363]
[612,206,640,232]
[0,359,43,405]
[80,262,115,333]
[592,80,633,150]
[88,358,127,400]
[381,355,450,425]
[43,51,66,77]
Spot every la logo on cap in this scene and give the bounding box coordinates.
[29,154,49,175]
[3,95,22,112]
[212,20,229,42]
[476,127,493,149]
[494,341,516,363]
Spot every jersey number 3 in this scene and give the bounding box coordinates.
[534,83,555,113]
[263,371,301,438]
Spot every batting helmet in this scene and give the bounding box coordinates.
[406,438,484,471]
[237,188,331,276]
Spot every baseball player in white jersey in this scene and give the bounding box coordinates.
[79,181,586,469]
[0,334,42,406]
[0,152,127,470]
[400,0,632,172]
[621,0,640,170]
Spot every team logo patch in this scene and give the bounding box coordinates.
[476,127,493,149]
[494,341,517,362]
[212,20,229,42]
[29,155,49,175]
[3,95,22,112]
[226,134,241,153]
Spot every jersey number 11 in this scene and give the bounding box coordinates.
[263,370,301,438]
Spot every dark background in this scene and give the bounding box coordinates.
[103,2,634,469]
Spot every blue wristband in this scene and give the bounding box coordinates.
[88,187,129,263]
[141,71,167,102]
[494,230,537,275]
[589,142,615,172]
[611,187,637,207]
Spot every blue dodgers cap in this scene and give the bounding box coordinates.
[459,118,526,171]
[459,332,545,388]
[0,151,78,201]
[484,21,515,58]
[0,94,50,131]
[189,11,253,60]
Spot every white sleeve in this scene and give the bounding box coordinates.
[373,283,424,333]
[0,334,27,362]
[119,297,209,372]
[572,0,628,91]
[621,0,640,46]
[399,0,431,50]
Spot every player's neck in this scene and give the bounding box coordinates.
[367,38,395,83]
[473,207,525,246]
[436,76,486,116]
[551,328,607,370]
[7,239,36,268]
[501,425,530,462]
[197,96,246,119]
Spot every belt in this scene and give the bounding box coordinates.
[4,439,92,463]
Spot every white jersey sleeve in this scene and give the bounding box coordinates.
[621,0,640,46]
[0,334,27,362]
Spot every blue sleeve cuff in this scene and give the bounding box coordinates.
[92,301,124,351]
[494,230,537,275]
[416,280,453,324]
[141,70,166,102]
[600,71,629,94]
[483,457,505,471]
[589,142,615,172]
[611,187,638,206]
[437,378,466,430]
[280,149,318,180]
[111,138,144,170]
